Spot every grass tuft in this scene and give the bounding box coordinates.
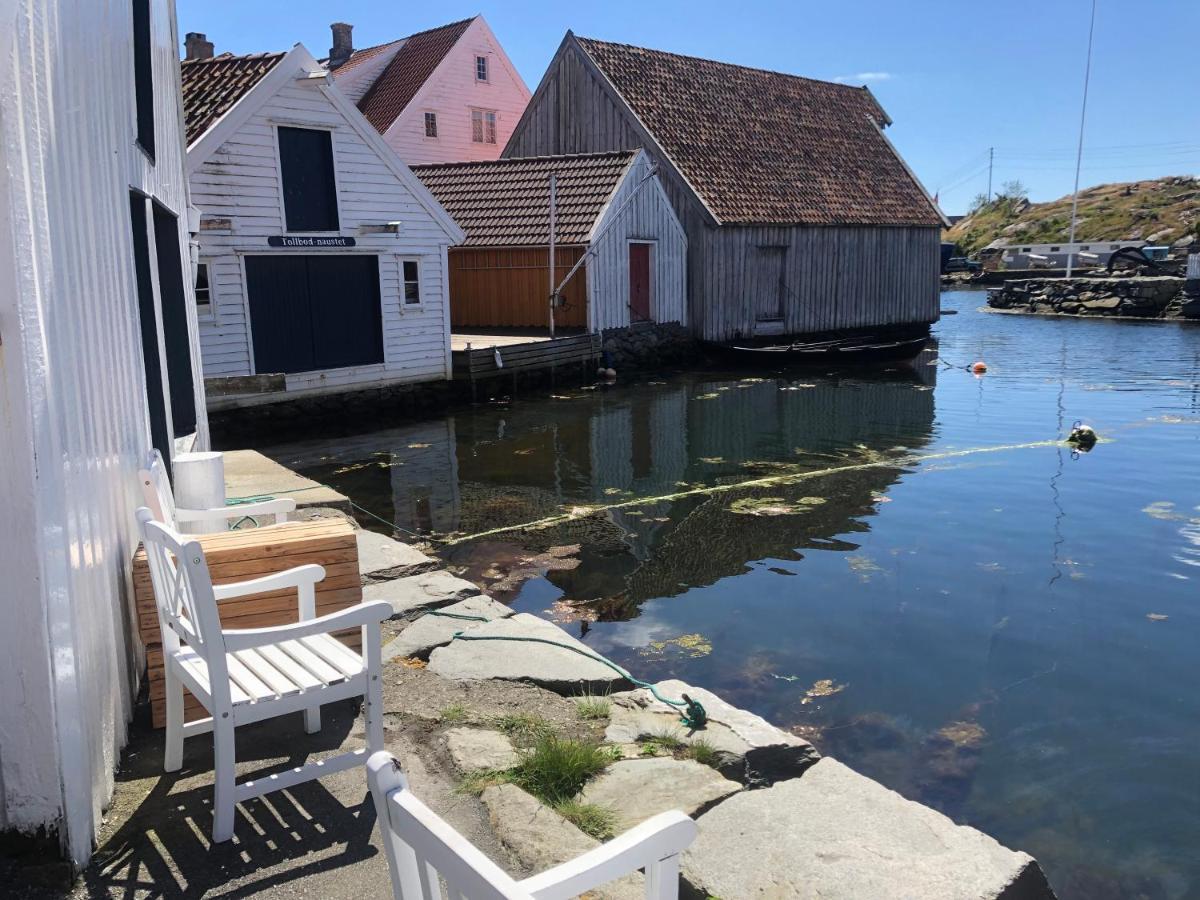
[455,769,512,796]
[510,735,613,804]
[439,703,470,724]
[553,799,616,840]
[574,692,612,721]
[685,738,722,769]
[491,712,554,745]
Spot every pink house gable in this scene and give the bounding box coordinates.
[329,16,531,167]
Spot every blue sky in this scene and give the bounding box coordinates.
[178,1,1200,215]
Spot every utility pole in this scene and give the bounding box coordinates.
[1066,0,1097,279]
[548,173,556,340]
[987,147,994,202]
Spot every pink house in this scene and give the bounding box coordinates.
[326,16,531,166]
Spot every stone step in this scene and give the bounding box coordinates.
[356,529,437,583]
[382,595,513,661]
[427,613,631,694]
[605,679,819,785]
[682,757,1056,900]
[580,757,740,833]
[364,570,483,619]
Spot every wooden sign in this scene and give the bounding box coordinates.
[268,235,356,248]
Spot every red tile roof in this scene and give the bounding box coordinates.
[412,152,637,246]
[357,18,474,134]
[180,52,285,146]
[324,39,403,75]
[575,36,943,228]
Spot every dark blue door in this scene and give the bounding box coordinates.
[246,255,384,375]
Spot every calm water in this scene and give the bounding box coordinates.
[266,291,1200,898]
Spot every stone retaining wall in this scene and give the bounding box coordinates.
[988,276,1200,320]
[599,322,700,371]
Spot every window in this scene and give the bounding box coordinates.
[471,109,497,144]
[403,260,421,304]
[132,0,155,159]
[277,126,339,232]
[1080,245,1090,251]
[475,55,489,82]
[1021,247,1031,253]
[1111,244,1121,250]
[195,262,213,317]
[424,112,438,138]
[1049,246,1060,252]
[152,203,198,436]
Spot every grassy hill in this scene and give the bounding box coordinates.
[945,175,1200,257]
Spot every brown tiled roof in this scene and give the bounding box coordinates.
[357,18,474,133]
[324,39,403,74]
[180,51,285,145]
[575,36,942,227]
[411,152,637,246]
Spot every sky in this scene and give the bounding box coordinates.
[177,0,1200,215]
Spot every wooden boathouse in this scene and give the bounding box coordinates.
[504,34,947,344]
[412,149,687,386]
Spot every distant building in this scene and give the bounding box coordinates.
[1,0,208,865]
[180,42,464,407]
[326,17,531,166]
[412,150,687,334]
[989,240,1139,269]
[505,33,946,343]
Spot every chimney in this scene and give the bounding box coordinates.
[329,22,353,69]
[184,32,214,61]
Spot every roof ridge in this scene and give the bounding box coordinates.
[395,15,477,43]
[410,150,636,171]
[181,50,286,67]
[575,34,869,95]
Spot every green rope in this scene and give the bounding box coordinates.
[427,611,491,623]
[450,631,707,729]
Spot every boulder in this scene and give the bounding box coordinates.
[383,595,514,661]
[1082,296,1121,311]
[427,613,631,694]
[357,529,436,583]
[580,758,740,832]
[604,680,819,785]
[444,728,519,773]
[481,785,642,900]
[364,570,482,619]
[682,758,1056,900]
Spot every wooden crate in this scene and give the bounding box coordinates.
[134,519,362,728]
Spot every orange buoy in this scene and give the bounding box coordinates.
[971,361,988,374]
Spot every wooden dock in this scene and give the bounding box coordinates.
[451,331,602,395]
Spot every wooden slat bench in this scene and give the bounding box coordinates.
[134,518,362,728]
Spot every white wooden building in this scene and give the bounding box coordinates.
[181,43,464,406]
[0,0,208,865]
[325,16,531,166]
[412,150,687,333]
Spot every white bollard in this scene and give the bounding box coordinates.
[173,451,226,534]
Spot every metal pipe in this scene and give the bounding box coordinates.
[1065,0,1097,279]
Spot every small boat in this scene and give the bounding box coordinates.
[721,334,929,364]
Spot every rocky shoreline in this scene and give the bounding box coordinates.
[359,527,1059,899]
[986,276,1200,321]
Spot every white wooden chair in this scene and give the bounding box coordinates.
[139,449,296,532]
[137,507,392,843]
[367,751,697,900]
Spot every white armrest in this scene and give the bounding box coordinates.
[174,497,297,523]
[222,600,393,652]
[213,564,326,601]
[520,811,697,900]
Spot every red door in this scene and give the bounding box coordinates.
[629,242,651,322]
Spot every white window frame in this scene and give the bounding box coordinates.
[475,55,489,83]
[470,108,497,144]
[194,259,217,321]
[400,257,423,308]
[271,122,343,235]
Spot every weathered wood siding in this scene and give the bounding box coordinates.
[505,38,941,342]
[0,0,207,862]
[447,247,587,328]
[586,153,688,330]
[191,60,457,392]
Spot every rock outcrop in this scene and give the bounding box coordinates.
[987,276,1195,319]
